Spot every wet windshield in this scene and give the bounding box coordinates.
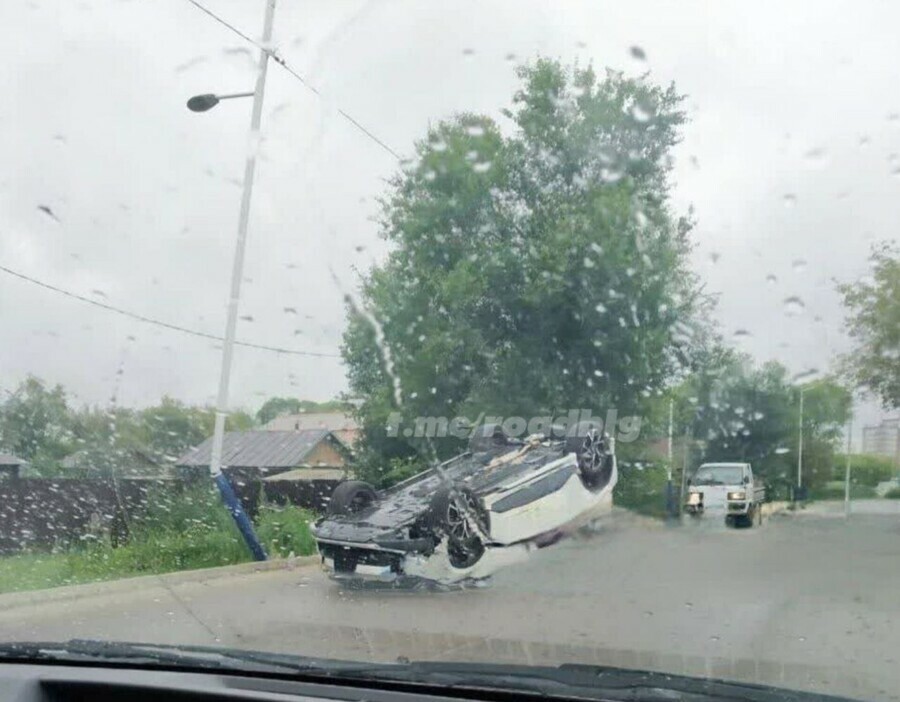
[692,466,745,486]
[1,2,899,702]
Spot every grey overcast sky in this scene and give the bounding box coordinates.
[1,0,897,430]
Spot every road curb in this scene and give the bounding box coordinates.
[762,501,791,517]
[0,555,320,612]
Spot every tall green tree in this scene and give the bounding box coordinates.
[696,361,850,496]
[343,59,705,480]
[0,376,73,473]
[838,242,900,409]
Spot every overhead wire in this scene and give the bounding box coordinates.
[0,265,340,358]
[183,0,401,160]
[2,1,398,363]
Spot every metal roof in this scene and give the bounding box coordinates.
[263,467,346,482]
[0,453,27,466]
[263,412,358,432]
[176,430,332,468]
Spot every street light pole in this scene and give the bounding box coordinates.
[206,0,277,562]
[796,387,804,494]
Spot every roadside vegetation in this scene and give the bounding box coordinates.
[0,486,316,594]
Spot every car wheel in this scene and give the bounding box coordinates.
[327,480,377,516]
[430,486,489,568]
[565,421,614,490]
[468,422,509,453]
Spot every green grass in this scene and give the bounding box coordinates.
[0,488,318,594]
[256,505,318,558]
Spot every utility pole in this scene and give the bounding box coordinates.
[679,421,691,516]
[797,388,804,487]
[844,416,853,518]
[205,0,277,562]
[666,398,674,517]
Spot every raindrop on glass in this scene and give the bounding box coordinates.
[803,147,827,166]
[783,296,805,316]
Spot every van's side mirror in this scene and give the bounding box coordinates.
[743,475,750,484]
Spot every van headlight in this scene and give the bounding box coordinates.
[727,491,746,501]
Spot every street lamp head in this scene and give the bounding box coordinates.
[187,94,220,112]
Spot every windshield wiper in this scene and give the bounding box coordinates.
[338,661,856,702]
[0,640,386,677]
[0,643,855,702]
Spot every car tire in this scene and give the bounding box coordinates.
[565,421,614,491]
[327,480,377,516]
[468,422,510,453]
[430,486,489,569]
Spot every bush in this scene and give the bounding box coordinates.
[374,457,427,489]
[884,487,900,499]
[614,463,669,518]
[133,484,234,530]
[833,453,896,486]
[809,483,877,500]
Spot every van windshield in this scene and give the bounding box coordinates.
[693,466,745,486]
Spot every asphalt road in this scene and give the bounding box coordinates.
[1,507,899,701]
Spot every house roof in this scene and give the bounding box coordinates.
[0,453,27,467]
[61,448,162,470]
[176,429,333,468]
[264,412,358,432]
[263,467,346,482]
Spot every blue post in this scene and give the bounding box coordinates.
[214,472,267,561]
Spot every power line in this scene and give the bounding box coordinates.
[0,264,340,358]
[183,0,401,160]
[184,0,259,47]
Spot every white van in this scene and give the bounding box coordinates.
[685,462,765,527]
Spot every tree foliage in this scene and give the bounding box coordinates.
[838,242,900,409]
[687,360,849,496]
[343,59,705,480]
[0,377,72,473]
[255,397,348,425]
[0,377,253,477]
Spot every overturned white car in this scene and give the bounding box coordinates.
[311,422,617,584]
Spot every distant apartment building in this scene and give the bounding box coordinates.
[861,418,900,463]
